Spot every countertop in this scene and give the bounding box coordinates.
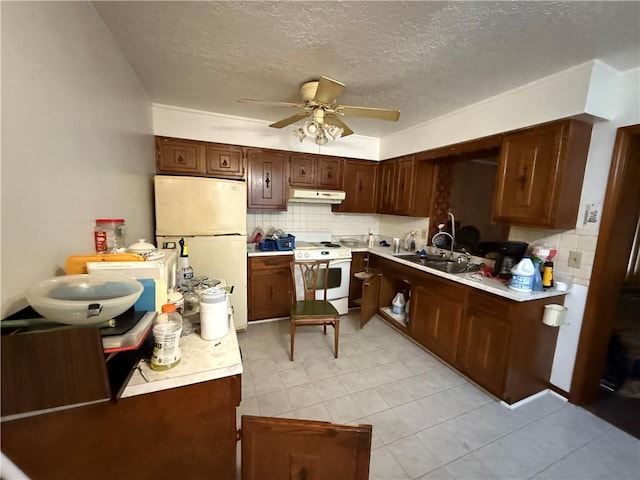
[247,242,567,303]
[121,317,243,398]
[368,246,567,302]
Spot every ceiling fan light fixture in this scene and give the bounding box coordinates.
[315,131,329,146]
[303,121,319,136]
[294,127,306,142]
[325,124,344,140]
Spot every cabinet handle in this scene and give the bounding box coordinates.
[268,286,274,301]
[358,180,363,195]
[518,166,528,189]
[265,172,271,189]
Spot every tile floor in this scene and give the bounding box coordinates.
[236,312,640,479]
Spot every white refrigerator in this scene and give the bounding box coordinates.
[154,175,248,330]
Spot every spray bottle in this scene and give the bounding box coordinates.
[177,237,194,286]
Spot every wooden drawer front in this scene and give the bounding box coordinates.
[250,255,292,270]
[205,146,245,179]
[468,290,513,316]
[426,276,467,303]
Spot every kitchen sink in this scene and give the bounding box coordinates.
[394,254,481,274]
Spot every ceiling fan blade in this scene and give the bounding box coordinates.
[336,105,400,122]
[269,112,310,129]
[238,99,304,108]
[314,76,345,104]
[325,115,354,137]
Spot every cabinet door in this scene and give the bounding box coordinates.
[289,154,316,187]
[410,281,464,365]
[247,149,288,211]
[492,120,592,228]
[334,160,378,213]
[394,156,415,215]
[241,415,372,480]
[248,256,292,321]
[205,144,245,179]
[317,156,342,189]
[459,307,510,397]
[156,137,204,175]
[377,160,397,214]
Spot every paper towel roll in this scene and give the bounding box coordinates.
[542,304,568,327]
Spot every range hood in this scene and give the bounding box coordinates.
[288,188,346,204]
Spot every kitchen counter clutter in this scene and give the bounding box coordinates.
[247,241,568,302]
[368,246,568,302]
[1,314,243,479]
[122,317,242,398]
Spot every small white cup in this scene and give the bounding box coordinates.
[555,281,568,292]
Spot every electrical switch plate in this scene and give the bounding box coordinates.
[568,251,582,268]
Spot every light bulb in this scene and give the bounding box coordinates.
[293,127,306,142]
[303,121,319,136]
[315,132,329,145]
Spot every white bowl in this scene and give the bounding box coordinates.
[26,274,143,325]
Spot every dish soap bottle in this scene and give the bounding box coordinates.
[150,303,183,371]
[177,237,194,286]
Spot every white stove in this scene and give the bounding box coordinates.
[291,236,352,315]
[293,241,352,261]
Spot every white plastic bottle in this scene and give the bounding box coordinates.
[508,255,535,293]
[150,303,183,371]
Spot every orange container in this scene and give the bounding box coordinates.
[64,253,145,275]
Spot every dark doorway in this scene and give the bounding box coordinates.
[571,124,640,439]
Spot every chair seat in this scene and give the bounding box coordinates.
[291,300,339,318]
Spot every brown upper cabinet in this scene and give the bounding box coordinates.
[247,148,288,211]
[377,155,435,217]
[492,119,593,229]
[156,136,246,180]
[333,159,378,213]
[289,154,342,190]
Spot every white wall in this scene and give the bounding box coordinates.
[1,3,155,318]
[153,104,380,160]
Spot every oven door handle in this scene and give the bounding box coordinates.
[328,258,352,265]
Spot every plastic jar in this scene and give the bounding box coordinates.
[199,287,229,341]
[150,303,183,371]
[94,219,126,253]
[508,256,535,293]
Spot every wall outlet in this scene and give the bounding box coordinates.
[568,251,582,268]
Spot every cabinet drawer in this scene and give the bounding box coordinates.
[468,290,512,315]
[426,276,467,302]
[249,255,292,271]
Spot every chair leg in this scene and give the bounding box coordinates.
[323,323,327,335]
[290,321,296,361]
[334,319,340,359]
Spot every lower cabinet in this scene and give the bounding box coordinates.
[458,302,511,396]
[410,277,467,366]
[1,375,241,479]
[248,255,293,321]
[458,290,562,403]
[368,254,562,404]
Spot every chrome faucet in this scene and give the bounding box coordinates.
[431,211,456,260]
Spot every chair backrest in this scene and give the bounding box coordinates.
[290,260,332,302]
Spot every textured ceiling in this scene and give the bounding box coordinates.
[93,1,640,138]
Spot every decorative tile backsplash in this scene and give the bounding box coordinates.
[247,203,429,245]
[509,226,599,287]
[248,204,598,287]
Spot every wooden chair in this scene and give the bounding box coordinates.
[289,260,340,360]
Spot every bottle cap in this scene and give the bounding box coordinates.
[161,303,177,313]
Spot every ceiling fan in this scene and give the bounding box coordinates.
[238,76,400,142]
